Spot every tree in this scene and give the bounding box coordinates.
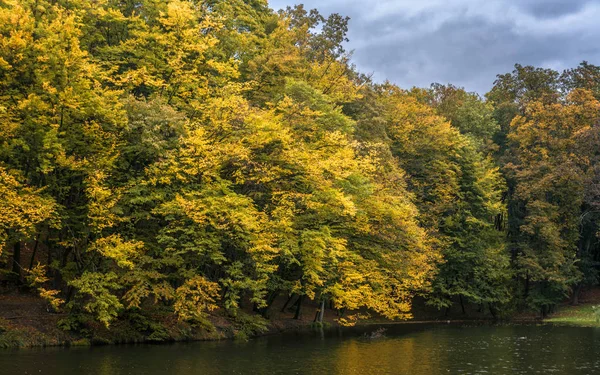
[425,83,499,153]
[0,167,55,270]
[507,89,600,313]
[365,84,509,314]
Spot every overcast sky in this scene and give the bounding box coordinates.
[269,0,600,94]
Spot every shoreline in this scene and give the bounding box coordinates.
[0,314,554,350]
[2,289,598,350]
[1,315,595,350]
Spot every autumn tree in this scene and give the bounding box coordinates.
[506,89,600,312]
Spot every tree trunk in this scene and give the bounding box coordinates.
[313,299,326,323]
[459,295,466,315]
[64,285,75,305]
[571,284,583,305]
[12,242,21,283]
[260,290,279,318]
[293,295,303,320]
[28,233,41,270]
[281,294,296,313]
[317,299,325,323]
[47,239,59,290]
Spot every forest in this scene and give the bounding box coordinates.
[1,0,600,335]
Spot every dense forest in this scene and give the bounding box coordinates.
[1,0,600,333]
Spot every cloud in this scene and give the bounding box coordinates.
[518,0,591,19]
[269,0,600,94]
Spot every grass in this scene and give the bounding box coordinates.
[545,304,600,327]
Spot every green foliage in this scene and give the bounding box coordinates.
[230,311,269,340]
[125,312,170,342]
[593,306,600,323]
[425,83,500,153]
[57,314,94,335]
[0,327,52,348]
[0,318,9,333]
[69,272,124,327]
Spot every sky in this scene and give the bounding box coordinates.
[269,0,600,94]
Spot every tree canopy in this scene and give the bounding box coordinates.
[1,0,599,332]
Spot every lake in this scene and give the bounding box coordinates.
[1,323,599,374]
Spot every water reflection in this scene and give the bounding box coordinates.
[3,324,600,375]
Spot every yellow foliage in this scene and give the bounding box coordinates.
[174,276,221,321]
[26,264,64,311]
[0,168,55,256]
[90,235,145,270]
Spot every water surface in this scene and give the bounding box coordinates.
[2,323,599,374]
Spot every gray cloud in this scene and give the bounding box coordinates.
[517,0,591,19]
[269,0,600,94]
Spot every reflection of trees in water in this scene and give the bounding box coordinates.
[323,326,600,374]
[330,331,444,374]
[5,326,600,374]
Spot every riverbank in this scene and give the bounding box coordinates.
[543,288,600,327]
[0,290,495,349]
[0,290,362,348]
[3,288,599,349]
